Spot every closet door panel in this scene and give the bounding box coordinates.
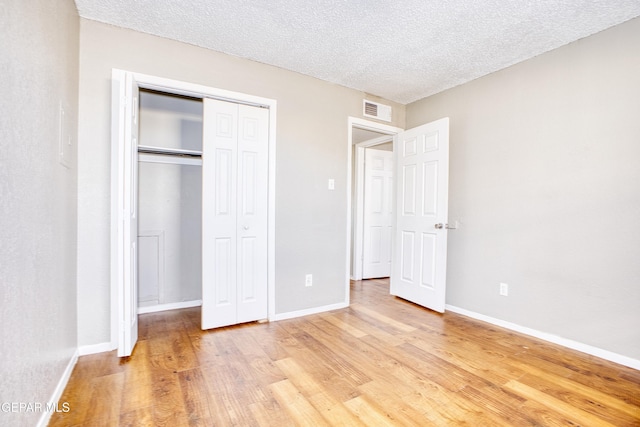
[215,148,234,216]
[202,100,268,329]
[236,104,269,323]
[241,151,258,216]
[214,237,233,305]
[239,236,257,301]
[202,99,238,329]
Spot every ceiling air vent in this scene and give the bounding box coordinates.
[363,100,392,122]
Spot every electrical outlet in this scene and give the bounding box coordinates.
[328,179,335,190]
[305,274,313,287]
[499,282,509,296]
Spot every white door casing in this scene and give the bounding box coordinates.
[390,118,449,313]
[202,99,269,329]
[362,149,393,279]
[114,70,140,357]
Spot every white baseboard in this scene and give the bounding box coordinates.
[36,348,79,427]
[271,301,349,322]
[138,299,202,314]
[446,304,640,371]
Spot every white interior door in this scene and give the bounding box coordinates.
[390,118,449,312]
[202,98,269,329]
[116,71,139,356]
[362,148,393,279]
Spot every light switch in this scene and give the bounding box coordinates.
[328,179,335,190]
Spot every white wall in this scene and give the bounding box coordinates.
[76,19,405,347]
[407,17,640,360]
[0,1,79,426]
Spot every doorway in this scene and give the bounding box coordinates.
[361,143,393,279]
[111,70,277,356]
[347,117,402,286]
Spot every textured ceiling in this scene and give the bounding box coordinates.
[74,0,640,104]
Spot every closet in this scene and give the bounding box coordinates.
[136,90,269,327]
[113,70,275,356]
[137,90,203,312]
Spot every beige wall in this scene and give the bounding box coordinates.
[0,1,79,425]
[76,19,405,347]
[407,17,640,359]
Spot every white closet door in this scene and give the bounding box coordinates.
[202,99,268,329]
[236,104,269,323]
[116,71,139,357]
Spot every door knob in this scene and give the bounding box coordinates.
[243,225,250,230]
[435,222,457,230]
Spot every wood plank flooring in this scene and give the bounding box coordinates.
[50,279,640,426]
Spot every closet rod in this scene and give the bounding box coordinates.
[138,145,202,157]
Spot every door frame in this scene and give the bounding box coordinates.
[353,135,393,280]
[111,69,277,353]
[347,117,403,288]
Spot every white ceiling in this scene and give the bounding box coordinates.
[74,0,640,104]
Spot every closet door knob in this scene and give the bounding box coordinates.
[243,225,250,230]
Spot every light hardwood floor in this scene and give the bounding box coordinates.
[50,279,640,426]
